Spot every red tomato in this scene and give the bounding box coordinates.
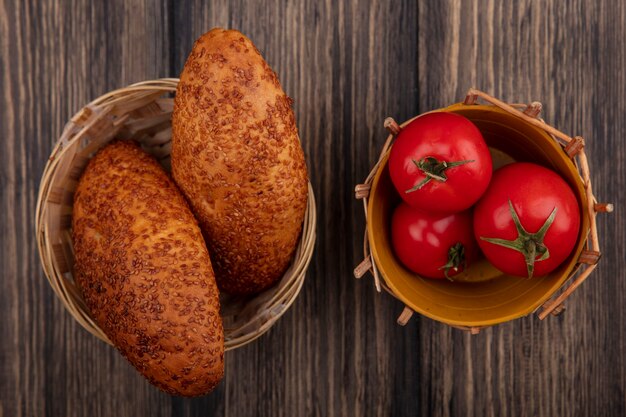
[389,112,492,213]
[391,203,478,280]
[473,162,580,278]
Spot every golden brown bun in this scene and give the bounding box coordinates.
[72,141,224,397]
[172,28,309,295]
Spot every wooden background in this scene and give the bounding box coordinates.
[1,0,624,416]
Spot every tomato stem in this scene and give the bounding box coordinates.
[406,156,474,193]
[480,199,557,278]
[438,242,466,281]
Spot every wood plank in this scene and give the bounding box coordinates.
[1,0,624,416]
[417,1,626,416]
[171,1,419,416]
[0,1,175,416]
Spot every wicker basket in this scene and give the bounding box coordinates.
[36,78,317,350]
[354,88,611,332]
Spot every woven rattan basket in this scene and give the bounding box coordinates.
[354,88,611,333]
[36,78,317,350]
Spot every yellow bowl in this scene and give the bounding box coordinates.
[367,103,589,327]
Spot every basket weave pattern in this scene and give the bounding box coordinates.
[36,79,317,350]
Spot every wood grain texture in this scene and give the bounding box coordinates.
[0,0,624,416]
[171,1,419,416]
[417,1,626,416]
[0,1,177,416]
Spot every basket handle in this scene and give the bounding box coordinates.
[463,88,576,145]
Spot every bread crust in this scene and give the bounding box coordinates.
[172,28,309,295]
[72,141,224,397]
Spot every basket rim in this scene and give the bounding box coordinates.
[35,78,317,351]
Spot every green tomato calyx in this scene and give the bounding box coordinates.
[406,156,474,193]
[438,242,466,281]
[481,199,557,278]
